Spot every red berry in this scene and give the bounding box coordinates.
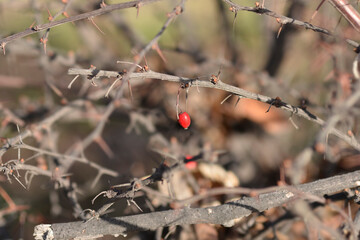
[178,112,191,129]
[185,155,197,169]
[185,161,197,170]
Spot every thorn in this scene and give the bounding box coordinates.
[288,116,299,130]
[29,21,36,29]
[92,191,107,204]
[95,137,114,159]
[100,0,107,8]
[105,77,121,98]
[266,102,274,113]
[116,60,142,69]
[266,97,283,113]
[142,57,149,72]
[68,75,80,89]
[88,17,105,35]
[152,43,167,63]
[1,42,6,55]
[309,0,326,23]
[276,18,285,38]
[277,24,283,38]
[136,3,142,18]
[16,124,23,144]
[234,96,241,109]
[130,199,143,212]
[47,8,53,21]
[221,94,232,104]
[47,81,65,99]
[40,37,48,54]
[62,11,70,18]
[12,174,26,189]
[217,66,222,77]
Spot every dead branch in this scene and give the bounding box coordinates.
[33,170,360,239]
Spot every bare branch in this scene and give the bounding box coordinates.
[68,68,360,151]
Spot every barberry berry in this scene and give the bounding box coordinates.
[178,112,191,129]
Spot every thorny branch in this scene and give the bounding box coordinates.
[33,170,360,239]
[223,0,360,49]
[0,0,162,52]
[68,67,360,151]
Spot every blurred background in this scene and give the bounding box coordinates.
[1,0,360,239]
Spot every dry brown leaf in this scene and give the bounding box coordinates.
[198,163,239,187]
